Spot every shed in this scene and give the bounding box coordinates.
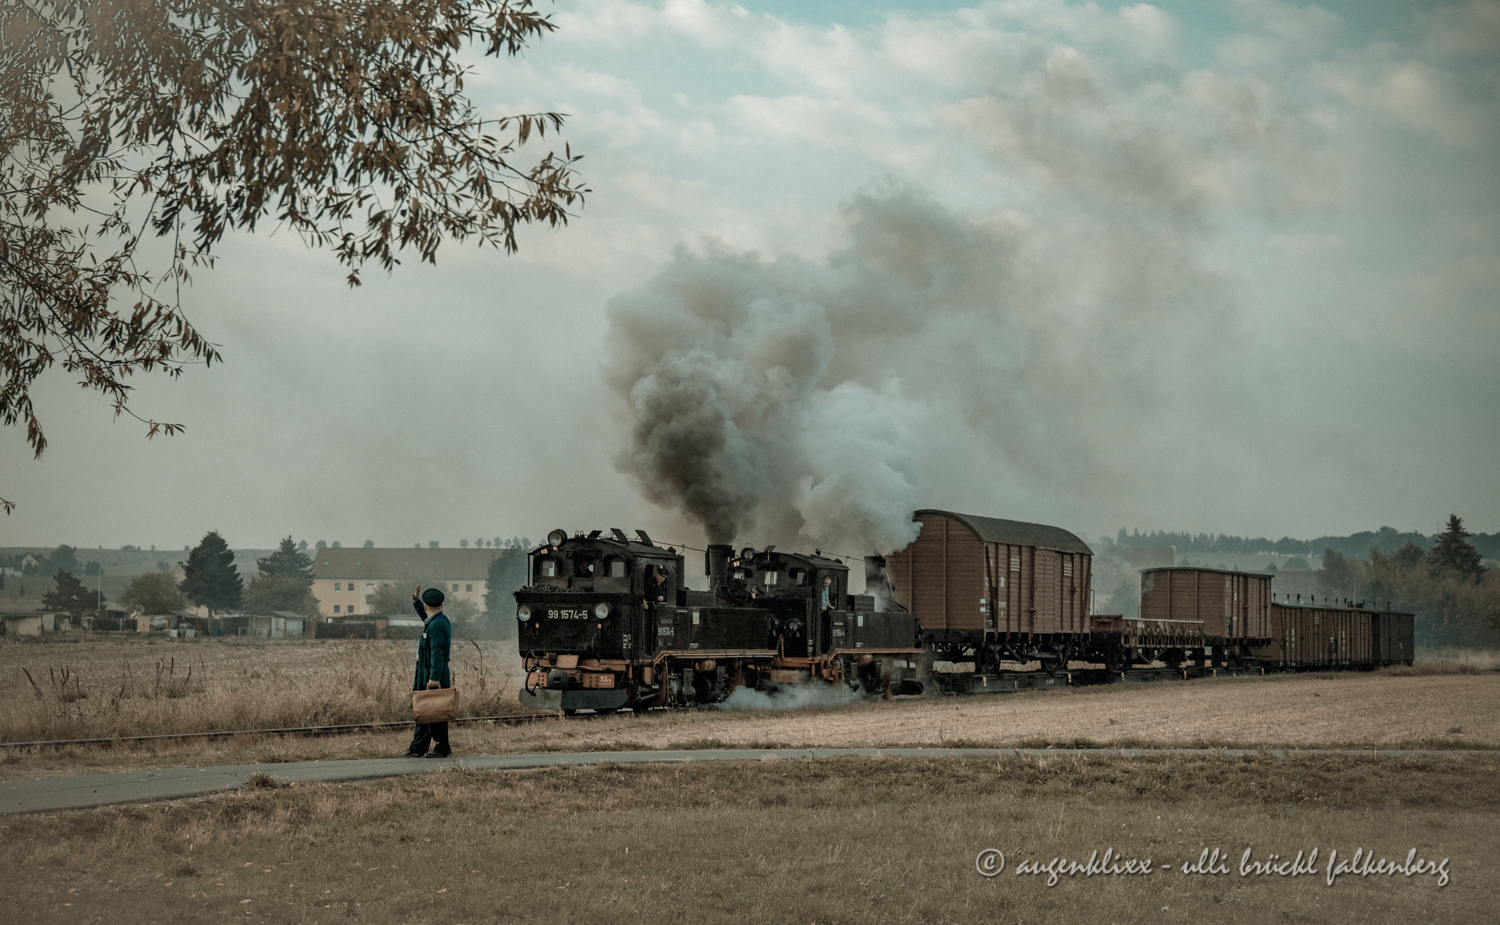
[886,510,1093,636]
[248,613,306,638]
[3,614,43,637]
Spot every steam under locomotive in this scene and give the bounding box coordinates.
[516,528,924,713]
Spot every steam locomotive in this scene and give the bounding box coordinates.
[516,528,924,713]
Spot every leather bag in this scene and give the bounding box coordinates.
[412,686,460,724]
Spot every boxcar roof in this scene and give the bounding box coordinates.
[918,510,1093,555]
[1270,600,1414,615]
[1141,566,1273,577]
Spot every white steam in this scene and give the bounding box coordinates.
[715,681,864,712]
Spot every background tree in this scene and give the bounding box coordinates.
[366,582,415,615]
[118,571,189,615]
[366,580,481,628]
[42,570,96,615]
[1,1,584,513]
[1363,541,1498,649]
[363,540,374,548]
[1318,548,1368,599]
[256,536,314,584]
[242,575,321,618]
[446,596,479,624]
[179,531,243,614]
[1429,514,1486,582]
[50,545,78,573]
[483,547,528,635]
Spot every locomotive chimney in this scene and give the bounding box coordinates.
[705,544,733,591]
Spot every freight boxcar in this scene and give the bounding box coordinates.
[1132,567,1272,667]
[885,509,1092,687]
[1259,603,1371,669]
[1256,603,1414,670]
[1371,610,1415,666]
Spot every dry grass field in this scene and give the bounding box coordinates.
[0,636,532,745]
[1,638,1497,783]
[1,752,1494,924]
[3,641,1498,923]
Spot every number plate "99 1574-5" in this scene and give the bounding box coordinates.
[549,609,592,620]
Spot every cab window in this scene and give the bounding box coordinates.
[604,557,627,578]
[535,557,557,578]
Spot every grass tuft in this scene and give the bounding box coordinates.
[242,771,287,790]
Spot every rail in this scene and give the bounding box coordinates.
[1,712,572,752]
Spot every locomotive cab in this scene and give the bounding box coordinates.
[726,548,851,658]
[516,528,683,712]
[732,547,922,694]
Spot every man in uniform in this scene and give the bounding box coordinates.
[645,565,672,610]
[404,586,452,758]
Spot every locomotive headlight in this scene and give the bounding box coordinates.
[517,604,532,621]
[594,602,611,619]
[547,528,568,546]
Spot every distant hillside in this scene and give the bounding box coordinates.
[0,547,276,580]
[1110,526,1500,560]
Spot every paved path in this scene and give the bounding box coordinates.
[4,747,1495,815]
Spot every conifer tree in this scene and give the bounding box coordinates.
[42,570,97,615]
[256,536,315,585]
[242,575,320,617]
[180,531,243,614]
[1430,514,1486,582]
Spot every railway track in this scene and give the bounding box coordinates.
[0,711,575,752]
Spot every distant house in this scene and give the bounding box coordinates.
[309,547,504,618]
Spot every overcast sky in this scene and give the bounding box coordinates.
[3,0,1497,555]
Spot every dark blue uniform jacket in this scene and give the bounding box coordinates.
[412,600,452,691]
